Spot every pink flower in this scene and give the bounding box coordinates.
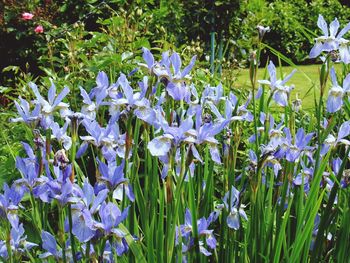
[34,25,44,34]
[22,12,34,20]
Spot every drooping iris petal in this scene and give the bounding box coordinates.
[206,234,217,249]
[72,209,95,242]
[209,146,221,164]
[337,121,350,140]
[41,231,58,256]
[273,89,288,106]
[199,245,212,256]
[326,86,343,113]
[166,82,190,101]
[227,212,240,230]
[148,135,172,156]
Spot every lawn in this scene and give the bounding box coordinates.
[233,64,341,110]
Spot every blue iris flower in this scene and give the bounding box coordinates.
[326,67,350,113]
[258,61,296,107]
[309,14,350,63]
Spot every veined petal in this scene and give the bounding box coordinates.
[48,81,56,105]
[53,86,70,108]
[329,18,340,37]
[170,52,182,74]
[142,47,154,69]
[209,146,221,164]
[181,55,196,78]
[338,22,350,38]
[309,42,323,58]
[326,89,343,113]
[72,211,95,242]
[41,231,58,256]
[317,14,328,37]
[273,89,288,106]
[330,67,338,86]
[268,61,277,85]
[147,136,172,156]
[280,69,296,86]
[227,212,240,230]
[337,121,350,141]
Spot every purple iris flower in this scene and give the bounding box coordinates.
[249,114,284,146]
[274,127,314,162]
[309,14,350,62]
[141,47,196,83]
[258,61,296,107]
[222,186,248,230]
[0,183,25,229]
[326,67,350,113]
[106,73,158,125]
[321,120,350,155]
[330,157,350,188]
[93,203,129,255]
[148,116,193,157]
[184,105,229,163]
[11,97,41,125]
[140,48,196,101]
[39,230,78,261]
[89,71,109,106]
[209,92,253,123]
[249,149,281,178]
[15,142,40,190]
[29,81,70,128]
[80,87,97,120]
[248,112,268,143]
[97,159,134,202]
[293,161,313,193]
[69,180,109,243]
[0,223,37,259]
[34,165,75,205]
[201,83,225,106]
[50,121,72,150]
[176,209,217,257]
[78,117,127,161]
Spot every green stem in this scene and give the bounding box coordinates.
[67,204,77,263]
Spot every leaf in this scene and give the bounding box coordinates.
[119,224,146,263]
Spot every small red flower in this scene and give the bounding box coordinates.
[22,12,34,20]
[34,25,44,34]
